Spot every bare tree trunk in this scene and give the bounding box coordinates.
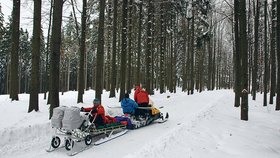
[240,0,248,121]
[95,0,106,102]
[182,17,187,92]
[187,18,191,93]
[252,0,260,100]
[29,0,41,112]
[49,0,63,119]
[159,3,165,94]
[105,0,112,91]
[269,0,276,105]
[109,0,118,98]
[190,6,195,94]
[126,0,133,94]
[77,0,87,103]
[276,0,280,110]
[263,0,268,107]
[234,0,241,107]
[45,0,53,101]
[136,0,143,86]
[207,16,213,91]
[145,0,153,94]
[119,0,128,102]
[10,0,20,101]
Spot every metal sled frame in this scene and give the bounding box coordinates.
[47,110,127,156]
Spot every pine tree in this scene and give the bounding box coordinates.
[0,4,4,34]
[126,0,133,94]
[159,2,166,94]
[269,0,276,104]
[44,0,53,100]
[0,3,7,94]
[49,0,63,119]
[145,0,153,94]
[234,0,241,107]
[77,0,87,103]
[136,0,143,87]
[109,0,118,98]
[19,29,31,93]
[263,0,268,107]
[276,0,280,110]
[95,0,105,102]
[10,0,20,101]
[252,0,260,100]
[29,0,41,112]
[240,0,248,121]
[119,0,128,102]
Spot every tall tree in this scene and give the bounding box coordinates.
[159,2,166,94]
[190,4,195,94]
[109,0,118,98]
[263,0,268,107]
[136,0,143,86]
[240,0,248,120]
[0,4,4,34]
[119,0,128,101]
[276,0,280,110]
[0,3,8,94]
[126,0,133,94]
[44,0,53,100]
[269,0,276,104]
[95,0,105,102]
[28,0,42,112]
[252,0,260,100]
[234,0,241,107]
[49,0,63,119]
[105,0,112,91]
[145,0,153,94]
[10,0,20,101]
[77,0,87,103]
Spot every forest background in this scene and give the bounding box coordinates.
[0,0,279,120]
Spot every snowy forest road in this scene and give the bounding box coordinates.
[1,90,230,158]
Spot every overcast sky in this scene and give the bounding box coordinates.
[0,0,82,37]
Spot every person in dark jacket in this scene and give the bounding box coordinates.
[121,93,138,115]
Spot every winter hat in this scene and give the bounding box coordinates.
[125,93,129,98]
[93,98,100,104]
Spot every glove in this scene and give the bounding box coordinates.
[80,107,84,112]
[92,109,97,113]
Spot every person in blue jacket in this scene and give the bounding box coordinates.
[121,93,138,115]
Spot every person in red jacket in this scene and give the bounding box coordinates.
[134,85,149,106]
[81,98,106,127]
[134,85,151,117]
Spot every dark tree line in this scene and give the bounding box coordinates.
[1,0,279,119]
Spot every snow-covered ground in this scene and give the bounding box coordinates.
[0,89,279,158]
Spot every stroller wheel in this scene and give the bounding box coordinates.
[65,138,74,151]
[85,135,92,145]
[51,136,61,148]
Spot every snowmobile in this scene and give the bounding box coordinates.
[127,105,169,129]
[46,106,128,156]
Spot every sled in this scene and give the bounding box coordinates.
[46,106,128,156]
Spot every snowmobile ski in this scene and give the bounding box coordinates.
[46,145,65,152]
[94,129,128,145]
[158,112,169,123]
[66,142,94,156]
[67,129,128,156]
